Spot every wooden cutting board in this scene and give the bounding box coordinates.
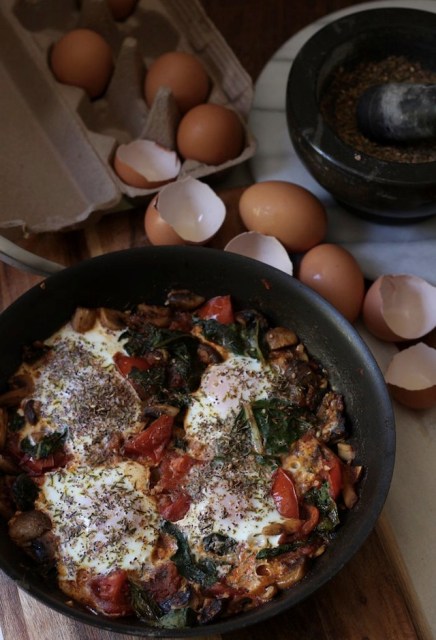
[0,188,423,640]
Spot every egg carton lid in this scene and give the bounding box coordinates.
[0,0,255,242]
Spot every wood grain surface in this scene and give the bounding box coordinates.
[0,2,425,639]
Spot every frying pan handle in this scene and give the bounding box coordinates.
[0,235,64,276]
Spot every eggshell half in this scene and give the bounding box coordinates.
[385,343,436,409]
[363,274,436,342]
[114,140,181,189]
[155,177,226,244]
[225,232,293,276]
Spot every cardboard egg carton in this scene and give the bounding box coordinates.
[0,0,255,234]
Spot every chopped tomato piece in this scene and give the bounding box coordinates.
[158,453,197,491]
[157,490,191,521]
[196,295,234,324]
[272,467,299,519]
[90,569,132,616]
[113,353,152,377]
[124,415,173,464]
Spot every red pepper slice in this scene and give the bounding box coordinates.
[157,491,191,522]
[113,353,153,377]
[272,467,299,519]
[124,415,173,464]
[158,453,197,491]
[196,295,235,325]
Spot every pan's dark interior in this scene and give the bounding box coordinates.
[0,247,395,637]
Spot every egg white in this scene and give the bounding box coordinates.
[184,354,277,457]
[37,460,159,580]
[21,320,142,464]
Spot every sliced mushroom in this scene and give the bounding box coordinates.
[342,465,363,509]
[99,307,128,331]
[275,558,307,590]
[0,374,34,407]
[71,307,97,333]
[265,327,299,350]
[133,303,171,328]
[166,289,205,310]
[262,518,302,535]
[8,510,52,547]
[29,529,58,566]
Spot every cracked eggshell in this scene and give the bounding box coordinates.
[225,232,293,276]
[113,140,181,189]
[363,274,436,342]
[147,177,226,245]
[385,343,436,410]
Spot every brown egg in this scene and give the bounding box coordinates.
[144,51,209,113]
[144,199,185,246]
[107,0,138,20]
[177,104,245,165]
[239,181,327,252]
[298,243,365,323]
[50,29,113,99]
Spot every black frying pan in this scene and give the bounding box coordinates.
[0,246,395,637]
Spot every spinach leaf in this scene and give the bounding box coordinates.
[128,364,166,399]
[251,398,313,454]
[20,429,67,459]
[129,580,162,621]
[194,318,245,355]
[256,541,304,560]
[120,326,192,357]
[237,310,268,361]
[168,340,206,393]
[155,608,195,629]
[162,521,218,588]
[12,474,39,510]
[305,482,340,532]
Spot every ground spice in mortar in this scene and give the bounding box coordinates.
[320,55,436,163]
